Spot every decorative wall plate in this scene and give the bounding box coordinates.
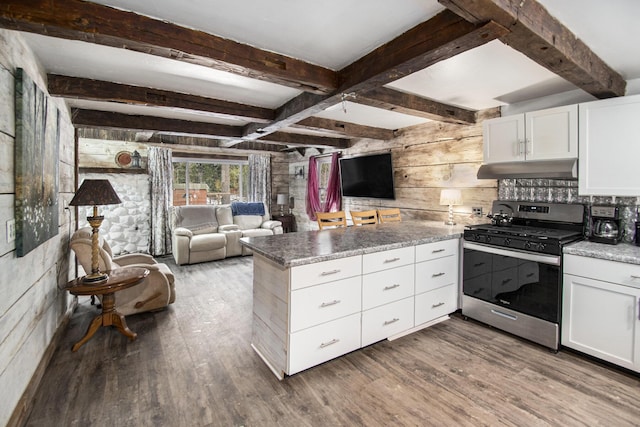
[115,151,132,168]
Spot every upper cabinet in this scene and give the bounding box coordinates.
[483,105,578,164]
[579,94,640,196]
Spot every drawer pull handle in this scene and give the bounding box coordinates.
[384,318,400,325]
[502,278,512,285]
[384,257,400,263]
[320,300,341,308]
[320,269,340,276]
[432,302,445,308]
[432,272,445,277]
[631,275,640,280]
[320,338,340,348]
[432,248,445,253]
[473,288,484,295]
[384,284,400,291]
[491,309,517,321]
[474,262,485,267]
[526,273,534,278]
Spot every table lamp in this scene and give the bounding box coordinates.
[69,179,122,283]
[277,193,288,215]
[440,189,463,225]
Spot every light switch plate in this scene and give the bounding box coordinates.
[6,219,15,243]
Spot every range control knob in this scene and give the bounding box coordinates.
[504,238,511,246]
[524,241,532,250]
[486,235,492,243]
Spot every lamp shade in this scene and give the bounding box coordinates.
[69,179,122,206]
[276,193,288,205]
[439,189,463,206]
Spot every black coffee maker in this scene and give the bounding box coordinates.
[590,205,621,245]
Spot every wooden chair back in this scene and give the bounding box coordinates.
[316,211,347,230]
[377,208,401,223]
[350,210,378,226]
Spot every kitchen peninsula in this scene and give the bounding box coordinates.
[241,222,463,379]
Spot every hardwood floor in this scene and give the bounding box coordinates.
[25,256,640,426]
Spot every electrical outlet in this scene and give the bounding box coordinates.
[6,219,15,243]
[472,207,483,218]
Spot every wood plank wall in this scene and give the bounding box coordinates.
[0,30,77,427]
[287,109,500,231]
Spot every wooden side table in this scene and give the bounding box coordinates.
[64,267,149,351]
[272,213,295,233]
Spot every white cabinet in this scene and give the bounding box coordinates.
[251,238,461,379]
[562,254,640,372]
[483,105,578,164]
[415,240,459,326]
[578,94,640,196]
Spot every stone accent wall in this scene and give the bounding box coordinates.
[78,172,151,255]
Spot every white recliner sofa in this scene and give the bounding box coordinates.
[171,202,282,265]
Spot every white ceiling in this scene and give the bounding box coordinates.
[18,0,640,139]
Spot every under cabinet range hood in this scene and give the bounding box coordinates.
[476,159,578,180]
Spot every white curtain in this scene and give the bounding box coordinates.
[148,146,173,256]
[248,154,271,205]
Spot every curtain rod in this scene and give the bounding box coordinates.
[313,151,341,159]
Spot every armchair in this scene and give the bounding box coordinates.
[70,227,176,316]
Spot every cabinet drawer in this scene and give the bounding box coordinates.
[415,284,458,326]
[290,276,361,332]
[415,256,458,294]
[362,297,414,347]
[288,313,361,375]
[362,264,414,310]
[564,254,640,289]
[290,255,362,290]
[362,246,415,274]
[416,238,459,263]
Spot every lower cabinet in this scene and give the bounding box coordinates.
[251,238,460,379]
[362,297,414,347]
[562,254,640,372]
[289,313,361,375]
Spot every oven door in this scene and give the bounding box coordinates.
[462,241,562,323]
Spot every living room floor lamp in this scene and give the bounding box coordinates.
[440,189,463,225]
[69,179,122,283]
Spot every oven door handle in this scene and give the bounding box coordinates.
[463,241,561,266]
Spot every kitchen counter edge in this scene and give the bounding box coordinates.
[241,221,464,268]
[564,240,640,265]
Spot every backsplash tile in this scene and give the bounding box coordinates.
[498,178,639,243]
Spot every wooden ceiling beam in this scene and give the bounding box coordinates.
[438,0,626,98]
[71,109,243,139]
[0,0,336,94]
[231,10,507,145]
[257,132,350,149]
[337,10,508,92]
[293,117,396,140]
[48,75,275,123]
[356,87,477,125]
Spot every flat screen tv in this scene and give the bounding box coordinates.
[339,153,395,199]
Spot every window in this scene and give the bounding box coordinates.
[173,157,249,206]
[317,157,332,204]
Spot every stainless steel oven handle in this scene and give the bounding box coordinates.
[463,241,561,266]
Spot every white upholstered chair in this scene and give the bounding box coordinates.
[70,227,176,315]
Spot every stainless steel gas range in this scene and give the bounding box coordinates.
[462,200,585,350]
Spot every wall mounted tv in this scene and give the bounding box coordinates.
[339,152,395,199]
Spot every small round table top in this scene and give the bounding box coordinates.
[64,267,150,296]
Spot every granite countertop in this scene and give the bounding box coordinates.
[564,240,640,265]
[240,220,464,267]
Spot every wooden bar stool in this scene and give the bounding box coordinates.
[350,210,378,226]
[316,211,347,230]
[377,208,401,223]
